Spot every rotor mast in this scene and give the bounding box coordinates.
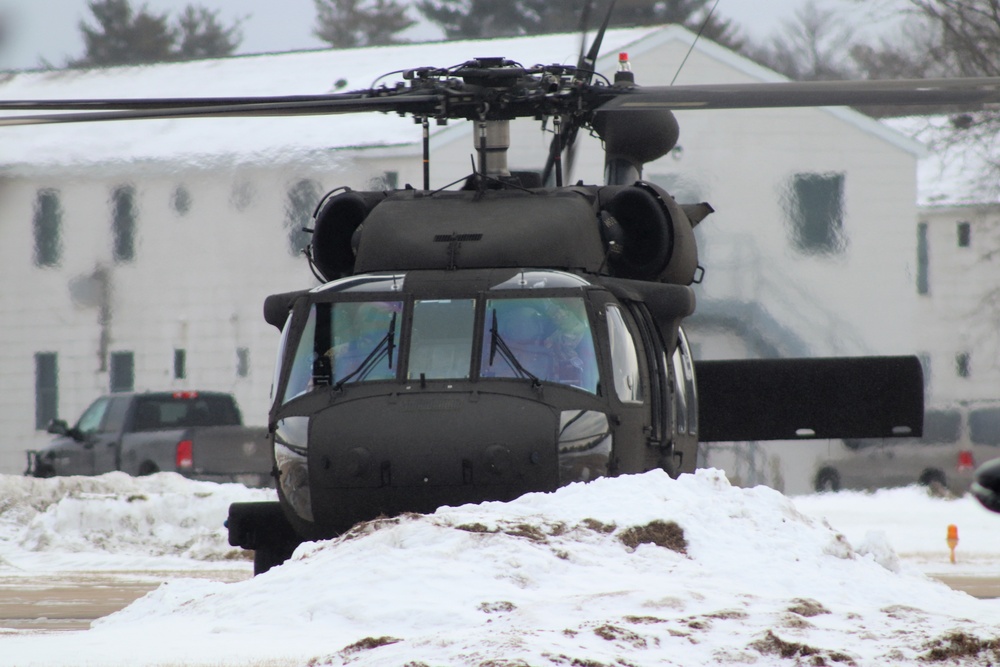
[476,119,511,180]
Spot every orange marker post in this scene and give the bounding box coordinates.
[947,524,959,564]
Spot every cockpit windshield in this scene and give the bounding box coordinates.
[279,290,600,405]
[283,299,404,403]
[480,296,599,394]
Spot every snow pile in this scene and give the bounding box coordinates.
[0,472,274,570]
[4,469,1000,667]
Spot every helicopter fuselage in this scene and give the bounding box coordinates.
[264,266,698,543]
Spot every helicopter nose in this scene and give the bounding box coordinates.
[306,390,560,526]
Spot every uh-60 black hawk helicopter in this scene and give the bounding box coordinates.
[5,6,1000,574]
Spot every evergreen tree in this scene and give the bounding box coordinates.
[313,0,415,48]
[175,6,243,60]
[72,0,242,67]
[415,0,743,49]
[75,0,175,66]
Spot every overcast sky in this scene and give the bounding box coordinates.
[0,0,905,71]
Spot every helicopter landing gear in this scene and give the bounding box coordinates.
[227,501,302,575]
[253,542,298,576]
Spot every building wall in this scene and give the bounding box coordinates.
[916,204,1000,405]
[0,157,403,473]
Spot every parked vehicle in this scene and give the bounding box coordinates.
[972,457,1000,513]
[813,402,1000,495]
[26,391,272,487]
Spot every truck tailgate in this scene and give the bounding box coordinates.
[189,426,271,485]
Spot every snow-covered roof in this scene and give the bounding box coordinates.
[884,115,1000,207]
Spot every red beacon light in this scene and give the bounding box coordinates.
[614,52,634,85]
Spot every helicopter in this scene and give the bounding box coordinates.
[4,7,1000,575]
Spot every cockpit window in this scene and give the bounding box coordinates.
[490,270,592,290]
[480,296,599,394]
[283,300,403,403]
[606,305,644,404]
[408,299,476,379]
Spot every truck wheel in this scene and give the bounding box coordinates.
[138,461,160,476]
[814,467,841,493]
[919,468,947,495]
[32,464,55,478]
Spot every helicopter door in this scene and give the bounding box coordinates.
[604,304,653,475]
[623,302,668,447]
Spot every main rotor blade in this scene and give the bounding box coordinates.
[594,77,1000,111]
[0,93,441,126]
[0,93,360,111]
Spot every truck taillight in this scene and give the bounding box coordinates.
[958,450,975,472]
[176,440,194,470]
[172,391,199,399]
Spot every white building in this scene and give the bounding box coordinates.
[901,116,1000,406]
[0,26,928,487]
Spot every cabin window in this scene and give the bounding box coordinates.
[237,347,251,377]
[109,351,135,393]
[112,185,137,263]
[34,352,58,429]
[33,189,62,267]
[285,179,321,256]
[957,221,971,247]
[171,185,192,216]
[786,172,845,255]
[230,179,256,212]
[916,222,929,295]
[956,352,971,378]
[606,305,643,404]
[408,299,475,380]
[283,300,403,403]
[174,349,186,380]
[481,296,599,394]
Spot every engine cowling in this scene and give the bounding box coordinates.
[311,190,384,281]
[597,182,707,285]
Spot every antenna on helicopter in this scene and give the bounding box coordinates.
[542,0,617,187]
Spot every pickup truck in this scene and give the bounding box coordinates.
[26,391,272,487]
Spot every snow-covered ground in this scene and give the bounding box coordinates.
[1,469,999,666]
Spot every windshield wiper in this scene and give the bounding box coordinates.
[334,312,397,390]
[489,309,541,388]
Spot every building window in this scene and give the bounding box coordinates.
[171,185,192,216]
[956,352,971,378]
[33,189,63,267]
[112,185,137,263]
[786,172,846,255]
[35,352,58,429]
[230,179,256,212]
[237,347,250,377]
[917,222,929,295]
[957,221,971,248]
[368,171,399,190]
[174,349,186,379]
[110,351,135,393]
[285,179,322,256]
